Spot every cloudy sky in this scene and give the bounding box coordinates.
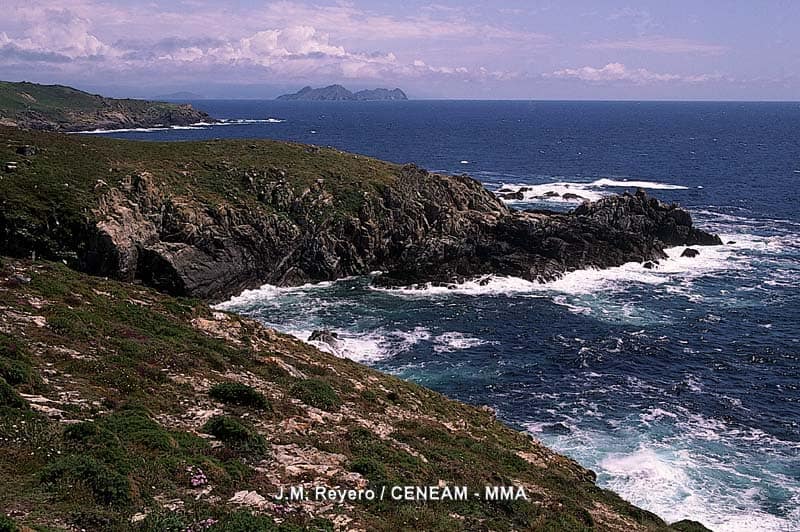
[1,0,798,99]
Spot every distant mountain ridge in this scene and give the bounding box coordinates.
[276,84,408,101]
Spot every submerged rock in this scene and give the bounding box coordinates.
[561,192,587,201]
[499,191,524,200]
[308,330,342,352]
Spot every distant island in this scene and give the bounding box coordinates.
[276,84,408,101]
[155,91,206,100]
[0,80,212,132]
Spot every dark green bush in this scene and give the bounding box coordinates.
[0,514,19,532]
[349,457,387,483]
[289,379,341,411]
[40,455,131,506]
[0,334,36,387]
[202,415,268,457]
[0,377,25,408]
[209,382,270,410]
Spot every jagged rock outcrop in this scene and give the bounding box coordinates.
[0,127,721,300]
[86,164,720,299]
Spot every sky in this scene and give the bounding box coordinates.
[0,0,798,100]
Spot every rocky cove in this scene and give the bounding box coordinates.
[0,125,718,531]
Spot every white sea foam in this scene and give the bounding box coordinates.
[74,126,173,134]
[371,275,541,297]
[298,326,431,363]
[74,118,286,134]
[215,118,286,125]
[494,178,689,204]
[433,332,491,353]
[528,414,800,532]
[214,280,334,310]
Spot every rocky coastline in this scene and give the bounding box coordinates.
[0,123,720,531]
[1,128,721,301]
[0,80,213,132]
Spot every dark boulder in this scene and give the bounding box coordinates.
[15,145,37,157]
[499,191,524,200]
[562,192,587,201]
[308,330,342,352]
[681,248,700,258]
[670,520,713,532]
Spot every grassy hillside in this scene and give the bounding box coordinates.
[0,257,704,531]
[0,126,396,263]
[0,81,211,132]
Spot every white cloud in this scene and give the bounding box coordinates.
[1,8,115,59]
[546,63,715,84]
[585,36,726,55]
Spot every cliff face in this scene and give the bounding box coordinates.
[0,80,213,132]
[0,127,721,301]
[89,166,720,299]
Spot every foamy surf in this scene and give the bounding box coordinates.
[526,410,800,532]
[433,332,493,353]
[73,118,286,134]
[373,239,745,299]
[72,125,189,134]
[494,178,689,204]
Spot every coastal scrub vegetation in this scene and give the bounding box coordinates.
[0,257,708,531]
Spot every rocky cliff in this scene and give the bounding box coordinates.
[0,127,721,301]
[0,80,213,132]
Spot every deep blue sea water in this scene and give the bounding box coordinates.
[91,101,800,531]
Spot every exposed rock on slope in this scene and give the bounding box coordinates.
[0,127,721,300]
[0,258,710,531]
[0,80,213,132]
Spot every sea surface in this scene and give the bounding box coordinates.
[92,101,800,531]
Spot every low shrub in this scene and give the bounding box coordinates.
[289,379,341,411]
[209,382,270,410]
[202,415,268,458]
[0,514,19,532]
[0,377,25,408]
[40,454,131,506]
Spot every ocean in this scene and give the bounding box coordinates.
[90,101,800,531]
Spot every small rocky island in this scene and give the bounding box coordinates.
[276,84,408,101]
[0,80,213,132]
